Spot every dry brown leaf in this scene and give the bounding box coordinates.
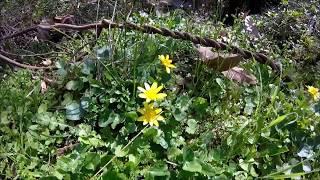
[196,46,243,71]
[222,67,257,85]
[42,59,52,66]
[40,80,48,93]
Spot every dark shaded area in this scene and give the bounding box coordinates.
[222,0,281,25]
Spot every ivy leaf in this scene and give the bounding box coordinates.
[65,102,81,121]
[186,119,198,134]
[183,160,202,173]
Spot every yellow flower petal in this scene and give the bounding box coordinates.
[153,120,159,127]
[151,82,158,89]
[138,87,146,92]
[139,93,147,98]
[157,115,164,121]
[156,93,167,99]
[144,82,150,90]
[137,103,165,126]
[155,108,162,114]
[138,82,167,102]
[155,85,163,93]
[159,55,165,61]
[166,67,170,73]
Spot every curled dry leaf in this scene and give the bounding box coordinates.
[222,67,257,85]
[196,46,243,72]
[42,59,52,66]
[40,80,48,93]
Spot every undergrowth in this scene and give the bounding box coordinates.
[1,0,320,179]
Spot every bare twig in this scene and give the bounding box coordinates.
[0,19,281,74]
[0,53,55,70]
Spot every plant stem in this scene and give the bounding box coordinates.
[91,125,149,179]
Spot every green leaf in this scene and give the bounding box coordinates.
[265,114,289,129]
[186,119,198,134]
[244,97,255,115]
[143,128,158,138]
[38,103,48,113]
[101,170,127,180]
[193,97,208,112]
[83,152,100,170]
[98,112,121,128]
[168,147,183,160]
[65,102,81,121]
[201,162,224,176]
[65,80,82,91]
[0,111,9,125]
[148,164,170,177]
[82,58,95,75]
[183,160,202,173]
[97,46,110,60]
[115,145,128,157]
[183,147,195,162]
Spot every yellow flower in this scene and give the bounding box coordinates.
[137,103,164,126]
[308,86,320,101]
[159,55,176,74]
[138,82,167,102]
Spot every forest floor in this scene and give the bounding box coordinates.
[0,0,320,179]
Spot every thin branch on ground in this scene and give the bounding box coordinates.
[0,53,55,70]
[0,19,282,74]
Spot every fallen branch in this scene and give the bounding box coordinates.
[0,19,281,74]
[0,53,55,70]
